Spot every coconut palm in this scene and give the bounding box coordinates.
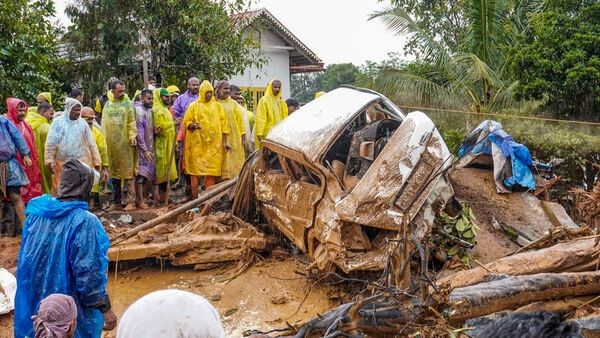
[364,0,544,112]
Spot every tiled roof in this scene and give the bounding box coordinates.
[232,8,325,71]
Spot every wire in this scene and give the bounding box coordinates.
[398,105,600,127]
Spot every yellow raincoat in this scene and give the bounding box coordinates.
[218,96,245,179]
[183,81,229,177]
[153,89,178,184]
[101,94,138,179]
[25,92,52,120]
[254,79,288,148]
[91,126,108,193]
[25,111,52,193]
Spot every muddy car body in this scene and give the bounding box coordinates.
[233,86,457,273]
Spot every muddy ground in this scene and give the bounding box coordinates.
[0,166,571,337]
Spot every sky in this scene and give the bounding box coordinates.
[53,0,407,66]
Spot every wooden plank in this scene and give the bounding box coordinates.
[171,248,246,266]
[108,233,267,261]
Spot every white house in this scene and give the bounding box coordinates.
[229,8,325,105]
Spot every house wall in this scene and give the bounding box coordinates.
[229,28,291,107]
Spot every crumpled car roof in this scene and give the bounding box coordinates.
[266,86,403,162]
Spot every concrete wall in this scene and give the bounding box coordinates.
[228,29,291,100]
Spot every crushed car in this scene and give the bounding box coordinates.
[233,86,460,276]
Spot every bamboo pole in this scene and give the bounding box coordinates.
[109,177,238,245]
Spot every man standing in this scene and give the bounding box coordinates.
[286,98,300,114]
[14,159,117,338]
[94,77,120,124]
[134,89,155,209]
[45,98,102,196]
[254,79,288,149]
[173,77,200,127]
[183,80,230,196]
[172,78,200,188]
[25,102,54,194]
[153,88,178,203]
[6,98,42,203]
[25,92,52,120]
[215,80,246,179]
[81,107,109,210]
[102,80,139,211]
[230,85,254,153]
[0,113,32,234]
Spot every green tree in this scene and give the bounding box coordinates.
[0,0,62,111]
[508,0,600,119]
[365,0,543,112]
[290,63,359,104]
[63,0,265,100]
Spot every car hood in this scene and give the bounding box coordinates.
[266,87,403,162]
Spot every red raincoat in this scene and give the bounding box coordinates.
[6,98,42,203]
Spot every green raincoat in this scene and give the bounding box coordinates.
[25,111,52,194]
[101,94,138,179]
[152,89,178,184]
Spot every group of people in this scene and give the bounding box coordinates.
[6,75,296,337]
[0,76,295,234]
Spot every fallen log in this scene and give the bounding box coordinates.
[438,238,600,290]
[110,178,238,245]
[514,295,600,314]
[108,232,267,261]
[447,270,600,324]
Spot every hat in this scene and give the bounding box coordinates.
[80,107,96,118]
[166,85,180,96]
[159,88,170,97]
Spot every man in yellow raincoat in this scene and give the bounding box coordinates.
[230,85,254,154]
[215,80,246,179]
[82,107,109,209]
[25,92,52,119]
[25,103,54,194]
[254,79,288,149]
[153,88,178,204]
[183,81,231,197]
[101,80,139,211]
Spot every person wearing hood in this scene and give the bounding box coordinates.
[215,80,246,179]
[0,106,33,234]
[24,103,54,195]
[101,80,139,211]
[45,98,102,196]
[25,92,52,120]
[254,79,288,149]
[6,97,43,204]
[183,80,231,196]
[14,158,117,338]
[81,107,109,210]
[152,88,178,203]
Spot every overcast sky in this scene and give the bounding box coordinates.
[53,0,407,66]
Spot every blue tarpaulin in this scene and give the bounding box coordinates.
[459,120,535,191]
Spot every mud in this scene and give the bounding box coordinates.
[0,245,337,337]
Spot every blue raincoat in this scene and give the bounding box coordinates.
[14,194,110,338]
[0,115,30,187]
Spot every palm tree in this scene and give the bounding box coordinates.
[364,0,544,112]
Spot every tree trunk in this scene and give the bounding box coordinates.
[447,271,600,324]
[438,238,600,290]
